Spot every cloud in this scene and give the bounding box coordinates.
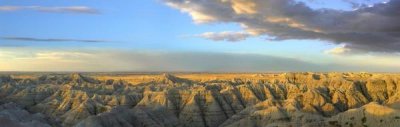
[164,0,400,53]
[197,31,253,42]
[34,52,94,60]
[1,37,109,43]
[324,45,351,55]
[1,49,400,72]
[0,6,99,14]
[0,50,332,72]
[0,43,25,47]
[0,50,320,72]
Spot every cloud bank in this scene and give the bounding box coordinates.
[0,6,99,14]
[1,49,399,72]
[164,0,400,53]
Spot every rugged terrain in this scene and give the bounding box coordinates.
[1,72,400,127]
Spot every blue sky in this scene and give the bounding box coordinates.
[0,0,335,51]
[0,0,399,72]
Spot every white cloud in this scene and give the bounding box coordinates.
[34,52,94,60]
[0,6,20,11]
[324,45,351,55]
[231,0,258,14]
[197,31,252,42]
[165,2,217,24]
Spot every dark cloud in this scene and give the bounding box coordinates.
[164,0,400,53]
[0,6,99,14]
[1,37,108,43]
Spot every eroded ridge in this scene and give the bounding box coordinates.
[1,72,400,127]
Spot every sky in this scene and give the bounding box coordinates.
[0,0,399,72]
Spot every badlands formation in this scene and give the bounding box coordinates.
[0,72,400,127]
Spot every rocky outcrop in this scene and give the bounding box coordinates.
[327,102,400,127]
[0,73,400,126]
[0,102,51,127]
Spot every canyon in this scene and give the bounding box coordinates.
[0,72,400,127]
